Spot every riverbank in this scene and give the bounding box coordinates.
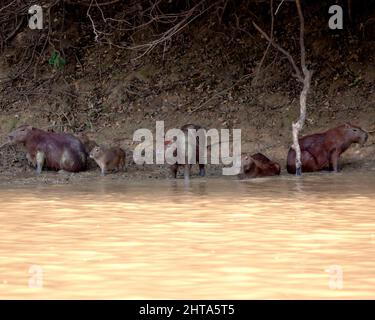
[0,140,374,186]
[1,2,374,183]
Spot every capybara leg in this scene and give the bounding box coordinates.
[170,164,178,178]
[120,159,126,172]
[36,151,45,175]
[26,153,36,166]
[184,164,191,182]
[100,165,106,176]
[286,149,296,174]
[329,150,340,172]
[199,164,205,177]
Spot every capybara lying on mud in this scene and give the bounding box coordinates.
[165,124,207,180]
[89,146,126,175]
[238,153,281,179]
[8,125,87,174]
[287,123,368,174]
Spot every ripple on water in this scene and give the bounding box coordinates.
[0,172,375,298]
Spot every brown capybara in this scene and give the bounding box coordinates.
[287,123,368,174]
[165,124,207,180]
[238,153,281,179]
[89,146,126,176]
[7,125,87,174]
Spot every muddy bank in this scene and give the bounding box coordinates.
[0,139,374,186]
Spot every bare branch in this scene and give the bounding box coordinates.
[253,21,303,82]
[275,0,286,15]
[190,73,253,114]
[252,0,274,85]
[296,0,307,74]
[64,0,120,6]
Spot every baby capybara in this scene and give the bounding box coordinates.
[8,125,87,174]
[238,152,281,179]
[89,146,126,175]
[287,123,368,173]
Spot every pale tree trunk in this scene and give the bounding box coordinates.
[292,67,311,175]
[253,0,312,176]
[292,0,312,176]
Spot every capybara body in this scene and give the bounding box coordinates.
[239,153,281,179]
[8,125,87,174]
[89,146,126,175]
[166,124,206,180]
[287,123,368,174]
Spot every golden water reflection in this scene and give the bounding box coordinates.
[1,172,375,299]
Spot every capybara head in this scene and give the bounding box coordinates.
[342,123,368,145]
[240,154,255,174]
[8,125,33,144]
[89,146,104,160]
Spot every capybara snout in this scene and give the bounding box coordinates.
[345,123,368,145]
[8,125,32,144]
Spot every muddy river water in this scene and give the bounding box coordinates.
[0,171,375,299]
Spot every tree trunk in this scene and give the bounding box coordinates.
[292,66,311,176]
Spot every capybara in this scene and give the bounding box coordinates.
[238,153,281,179]
[287,123,368,174]
[165,124,206,180]
[7,125,87,174]
[89,146,126,175]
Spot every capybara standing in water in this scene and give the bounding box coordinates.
[89,146,126,176]
[287,123,368,174]
[7,125,87,174]
[238,153,281,179]
[165,124,206,180]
